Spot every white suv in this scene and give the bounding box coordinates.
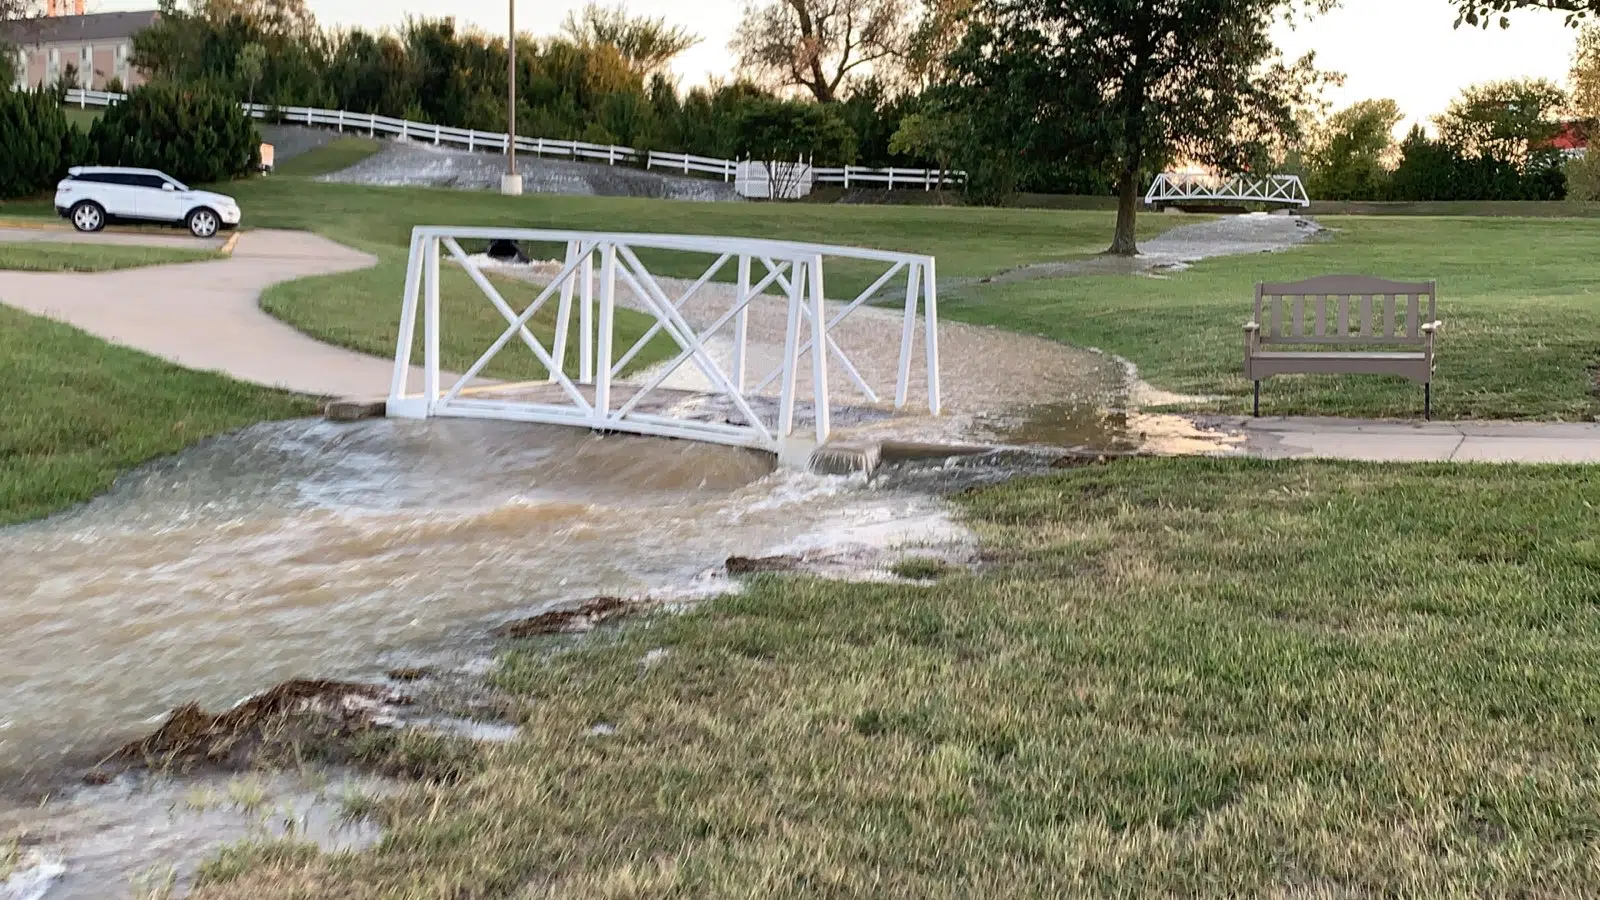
[55,167,242,238]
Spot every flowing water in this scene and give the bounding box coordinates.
[0,418,966,797]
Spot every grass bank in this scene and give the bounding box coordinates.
[0,306,313,526]
[0,241,219,272]
[269,136,382,178]
[945,215,1600,420]
[190,458,1600,897]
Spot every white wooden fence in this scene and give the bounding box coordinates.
[63,88,965,194]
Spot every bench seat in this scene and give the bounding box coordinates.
[1249,351,1429,382]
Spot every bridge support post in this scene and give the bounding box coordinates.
[776,257,804,440]
[808,254,830,445]
[579,250,595,384]
[733,255,751,392]
[924,258,941,415]
[388,229,425,414]
[595,243,616,419]
[423,236,441,412]
[895,262,921,409]
[552,240,577,381]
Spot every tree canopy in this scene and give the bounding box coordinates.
[944,0,1336,254]
[1452,0,1597,27]
[1433,78,1567,168]
[1304,99,1403,200]
[560,3,701,78]
[732,0,912,103]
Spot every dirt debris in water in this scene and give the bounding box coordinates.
[492,596,631,638]
[93,680,413,783]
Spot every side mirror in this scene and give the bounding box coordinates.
[161,183,176,192]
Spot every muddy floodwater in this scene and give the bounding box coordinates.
[0,418,970,796]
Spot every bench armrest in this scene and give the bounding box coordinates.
[1420,321,1442,334]
[1244,321,1260,332]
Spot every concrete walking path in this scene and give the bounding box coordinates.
[1217,416,1600,464]
[0,229,414,399]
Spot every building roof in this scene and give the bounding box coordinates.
[0,10,159,47]
[1552,122,1589,152]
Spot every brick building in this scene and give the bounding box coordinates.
[5,10,160,91]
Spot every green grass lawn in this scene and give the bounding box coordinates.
[61,105,103,130]
[0,306,314,525]
[189,458,1600,898]
[0,241,219,272]
[269,136,382,178]
[943,216,1600,420]
[7,168,1597,420]
[222,177,1171,295]
[240,177,1170,380]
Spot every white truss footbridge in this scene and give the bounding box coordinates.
[386,227,941,455]
[1145,173,1310,209]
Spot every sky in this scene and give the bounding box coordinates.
[93,0,1582,129]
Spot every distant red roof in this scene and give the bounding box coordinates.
[1552,122,1588,152]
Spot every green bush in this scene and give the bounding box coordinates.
[1566,152,1600,202]
[0,87,90,199]
[89,82,260,185]
[735,98,857,166]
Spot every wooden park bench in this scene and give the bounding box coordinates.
[1246,275,1441,418]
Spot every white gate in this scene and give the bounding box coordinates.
[386,228,940,454]
[1145,173,1310,208]
[735,160,815,200]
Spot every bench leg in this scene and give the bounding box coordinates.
[1424,383,1431,421]
[1253,381,1260,418]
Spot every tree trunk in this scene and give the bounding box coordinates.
[1107,168,1140,256]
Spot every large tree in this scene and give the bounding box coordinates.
[948,0,1335,255]
[1304,98,1403,200]
[1433,78,1567,168]
[560,2,701,78]
[732,0,912,102]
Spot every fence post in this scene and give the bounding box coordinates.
[468,132,475,152]
[608,146,616,165]
[844,166,851,189]
[368,114,375,137]
[925,169,931,191]
[684,155,689,175]
[888,169,895,191]
[435,124,441,146]
[400,119,408,140]
[305,107,312,126]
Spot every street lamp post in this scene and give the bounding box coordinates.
[500,0,523,196]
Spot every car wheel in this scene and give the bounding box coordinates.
[187,207,220,238]
[70,201,106,233]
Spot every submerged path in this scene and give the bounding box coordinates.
[0,228,402,398]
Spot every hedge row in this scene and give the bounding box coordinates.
[0,83,259,199]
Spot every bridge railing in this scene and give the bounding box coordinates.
[1145,172,1310,208]
[386,228,941,454]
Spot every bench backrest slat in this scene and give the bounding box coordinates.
[1256,275,1435,346]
